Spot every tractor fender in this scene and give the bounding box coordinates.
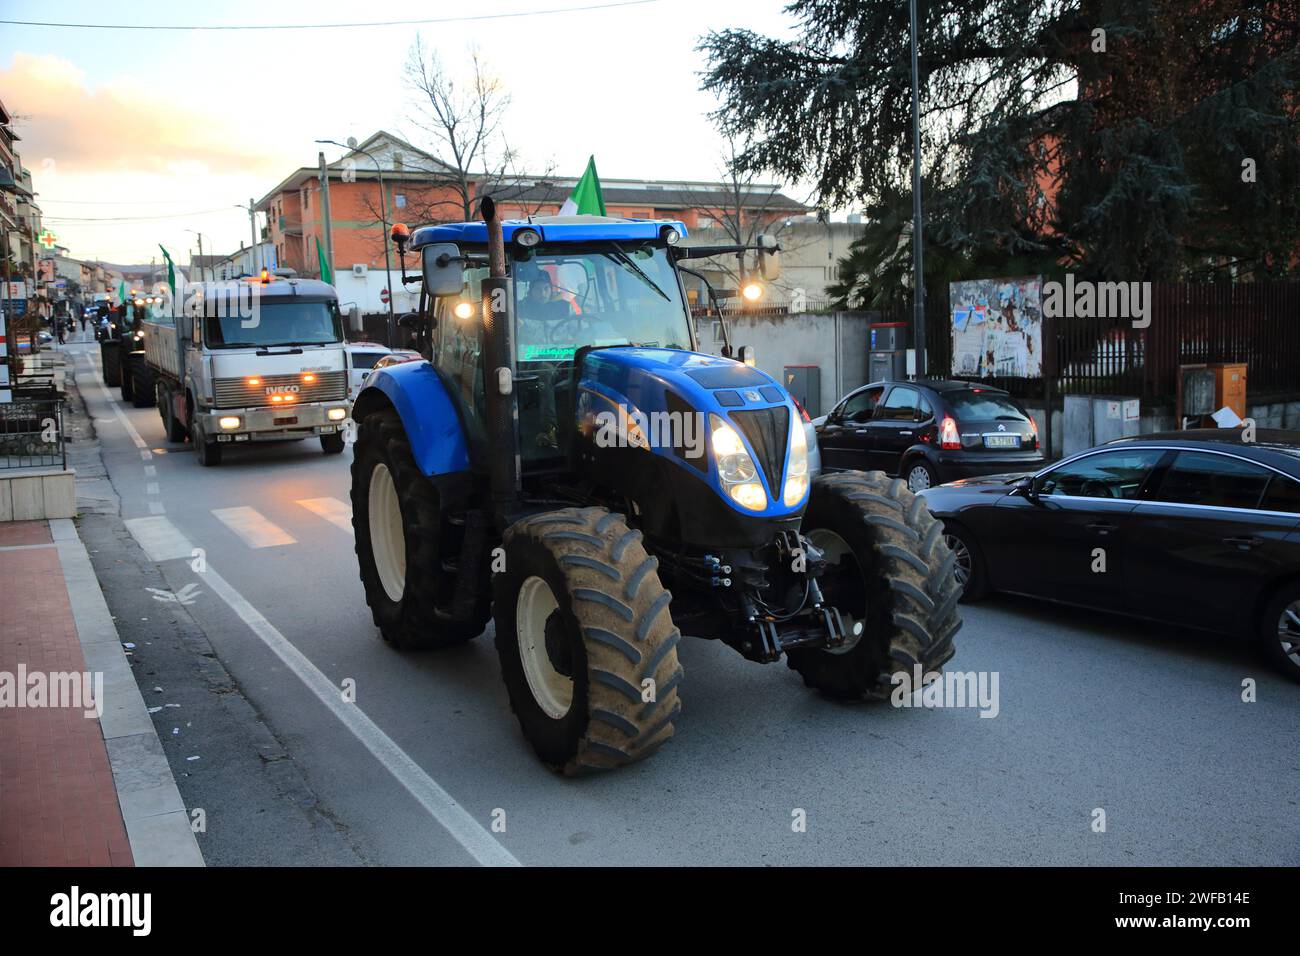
[354,361,470,477]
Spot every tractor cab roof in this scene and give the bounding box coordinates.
[409,215,689,250]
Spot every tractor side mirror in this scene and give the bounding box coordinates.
[757,234,781,282]
[421,243,465,297]
[347,305,363,334]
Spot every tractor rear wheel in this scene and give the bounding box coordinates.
[100,342,121,386]
[119,358,135,402]
[787,471,961,700]
[351,409,488,649]
[130,355,155,408]
[494,507,682,774]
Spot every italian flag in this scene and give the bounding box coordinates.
[558,156,607,216]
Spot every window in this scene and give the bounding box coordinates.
[916,392,934,422]
[945,390,1028,423]
[1037,449,1164,500]
[838,387,883,423]
[1154,451,1272,510]
[1261,474,1300,514]
[878,386,921,421]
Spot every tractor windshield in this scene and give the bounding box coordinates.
[514,244,692,362]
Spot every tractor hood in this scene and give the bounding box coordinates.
[576,347,808,526]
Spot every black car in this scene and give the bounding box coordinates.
[920,430,1300,680]
[816,379,1045,491]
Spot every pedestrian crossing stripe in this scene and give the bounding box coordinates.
[295,497,353,532]
[211,506,297,549]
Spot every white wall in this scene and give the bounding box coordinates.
[332,269,418,316]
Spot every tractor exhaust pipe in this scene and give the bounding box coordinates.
[479,196,521,517]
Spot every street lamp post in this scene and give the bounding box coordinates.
[908,0,927,379]
[317,138,396,346]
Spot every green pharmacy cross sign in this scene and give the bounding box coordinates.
[38,229,58,249]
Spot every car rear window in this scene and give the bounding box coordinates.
[945,390,1027,422]
[1154,451,1272,510]
[350,351,386,369]
[1260,474,1300,514]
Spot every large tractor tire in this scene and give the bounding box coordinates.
[129,354,155,408]
[119,355,135,402]
[100,341,121,387]
[351,409,489,649]
[494,507,682,774]
[787,471,961,700]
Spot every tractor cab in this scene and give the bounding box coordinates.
[410,216,702,469]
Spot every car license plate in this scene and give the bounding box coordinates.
[983,434,1020,449]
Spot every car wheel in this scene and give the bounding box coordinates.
[904,458,938,493]
[940,521,989,602]
[1261,586,1300,683]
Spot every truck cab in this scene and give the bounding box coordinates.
[141,272,356,465]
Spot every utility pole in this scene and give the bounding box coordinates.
[318,151,335,283]
[908,0,927,379]
[248,198,260,275]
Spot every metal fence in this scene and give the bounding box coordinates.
[923,281,1300,402]
[0,396,67,471]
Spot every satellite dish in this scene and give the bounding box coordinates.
[346,136,358,149]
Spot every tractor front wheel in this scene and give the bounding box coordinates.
[787,471,961,700]
[494,507,682,774]
[351,409,488,649]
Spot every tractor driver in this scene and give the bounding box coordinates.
[517,272,572,449]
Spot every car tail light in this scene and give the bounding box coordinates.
[940,415,961,450]
[1028,416,1039,448]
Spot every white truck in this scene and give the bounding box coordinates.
[139,273,359,466]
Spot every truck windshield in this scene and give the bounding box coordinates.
[204,300,343,349]
[514,245,692,362]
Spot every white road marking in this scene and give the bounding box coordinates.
[144,465,157,477]
[121,514,516,866]
[146,482,160,495]
[211,506,297,549]
[125,515,195,562]
[200,564,519,867]
[297,497,353,532]
[141,450,153,461]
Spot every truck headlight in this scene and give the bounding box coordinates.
[327,407,347,421]
[783,417,809,507]
[218,416,241,430]
[710,414,766,511]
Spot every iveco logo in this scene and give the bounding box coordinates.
[266,384,300,395]
[997,424,1006,431]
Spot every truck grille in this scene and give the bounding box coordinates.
[213,371,347,408]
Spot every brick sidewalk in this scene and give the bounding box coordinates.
[0,519,134,866]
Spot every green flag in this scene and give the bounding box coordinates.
[316,235,333,284]
[117,280,128,305]
[558,156,606,216]
[158,245,176,295]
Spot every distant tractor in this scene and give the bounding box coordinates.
[350,200,961,774]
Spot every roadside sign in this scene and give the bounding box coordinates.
[380,288,390,305]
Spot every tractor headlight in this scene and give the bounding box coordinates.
[710,414,766,511]
[783,417,809,507]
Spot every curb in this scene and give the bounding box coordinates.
[50,517,205,867]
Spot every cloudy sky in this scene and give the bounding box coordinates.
[1,0,801,266]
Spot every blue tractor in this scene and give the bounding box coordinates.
[350,199,960,773]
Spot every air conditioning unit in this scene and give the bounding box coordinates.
[352,264,368,277]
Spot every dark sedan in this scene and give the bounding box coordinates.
[920,430,1300,680]
[816,380,1045,492]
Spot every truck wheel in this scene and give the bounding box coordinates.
[787,471,961,700]
[160,388,188,442]
[100,343,121,387]
[351,410,489,649]
[320,432,345,454]
[192,418,222,466]
[494,507,682,774]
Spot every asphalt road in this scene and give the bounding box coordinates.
[64,336,1300,866]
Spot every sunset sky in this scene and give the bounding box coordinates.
[1,0,798,265]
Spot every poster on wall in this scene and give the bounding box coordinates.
[949,276,1044,379]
